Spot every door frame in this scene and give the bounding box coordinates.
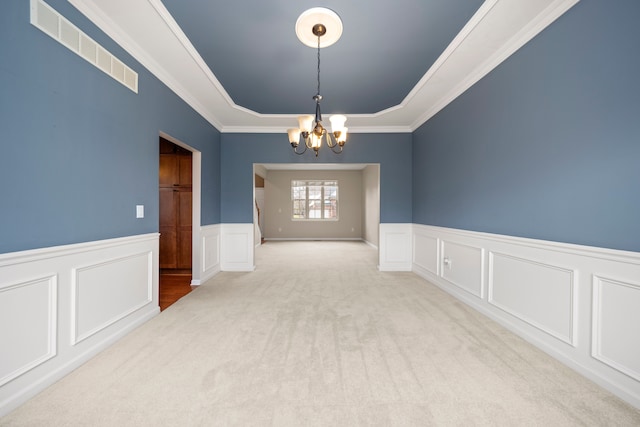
[159,131,202,285]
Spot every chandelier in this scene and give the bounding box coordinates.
[288,8,347,157]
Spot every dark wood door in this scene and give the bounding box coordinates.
[176,190,192,269]
[159,187,178,268]
[159,138,192,270]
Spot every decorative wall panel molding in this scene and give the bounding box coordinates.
[200,224,221,283]
[489,252,576,345]
[411,224,640,409]
[379,224,413,271]
[0,276,57,387]
[441,240,484,298]
[0,234,159,417]
[71,252,152,344]
[413,232,439,277]
[220,224,255,272]
[592,276,640,382]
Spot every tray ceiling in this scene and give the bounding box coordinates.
[68,0,579,133]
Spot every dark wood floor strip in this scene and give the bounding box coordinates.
[159,272,193,311]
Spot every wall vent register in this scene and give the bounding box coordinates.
[30,0,138,93]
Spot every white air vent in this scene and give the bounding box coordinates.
[30,0,138,93]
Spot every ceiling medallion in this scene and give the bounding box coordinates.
[288,7,347,157]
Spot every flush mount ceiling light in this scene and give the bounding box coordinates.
[288,7,347,157]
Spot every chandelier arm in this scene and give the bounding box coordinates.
[304,134,314,149]
[292,142,308,155]
[326,132,337,148]
[330,142,344,154]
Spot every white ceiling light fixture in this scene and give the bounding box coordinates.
[288,7,347,157]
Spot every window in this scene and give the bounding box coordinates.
[291,180,338,220]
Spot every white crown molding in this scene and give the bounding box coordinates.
[67,0,580,134]
[401,0,499,111]
[409,0,581,131]
[221,125,413,134]
[146,0,235,109]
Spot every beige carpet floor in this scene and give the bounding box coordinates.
[2,241,639,426]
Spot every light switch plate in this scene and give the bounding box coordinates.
[136,205,144,218]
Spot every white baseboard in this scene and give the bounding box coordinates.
[363,239,378,250]
[0,233,160,417]
[265,237,363,241]
[412,224,640,409]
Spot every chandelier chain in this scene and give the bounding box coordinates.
[316,35,321,97]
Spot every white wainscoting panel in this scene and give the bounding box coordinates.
[441,240,484,298]
[72,252,152,344]
[413,231,439,277]
[0,233,159,417]
[489,252,576,345]
[221,224,255,272]
[198,224,221,284]
[0,276,57,387]
[379,224,412,271]
[592,276,640,382]
[411,224,640,409]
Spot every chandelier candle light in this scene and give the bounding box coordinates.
[288,8,348,157]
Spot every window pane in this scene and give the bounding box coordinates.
[308,185,321,218]
[324,185,337,219]
[292,182,306,218]
[293,200,305,218]
[291,184,305,199]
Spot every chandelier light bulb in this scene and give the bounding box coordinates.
[338,127,348,144]
[311,133,322,149]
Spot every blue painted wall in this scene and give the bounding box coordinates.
[8,0,637,255]
[221,133,412,224]
[0,0,221,254]
[412,0,640,252]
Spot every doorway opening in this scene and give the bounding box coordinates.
[252,163,380,268]
[158,134,201,310]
